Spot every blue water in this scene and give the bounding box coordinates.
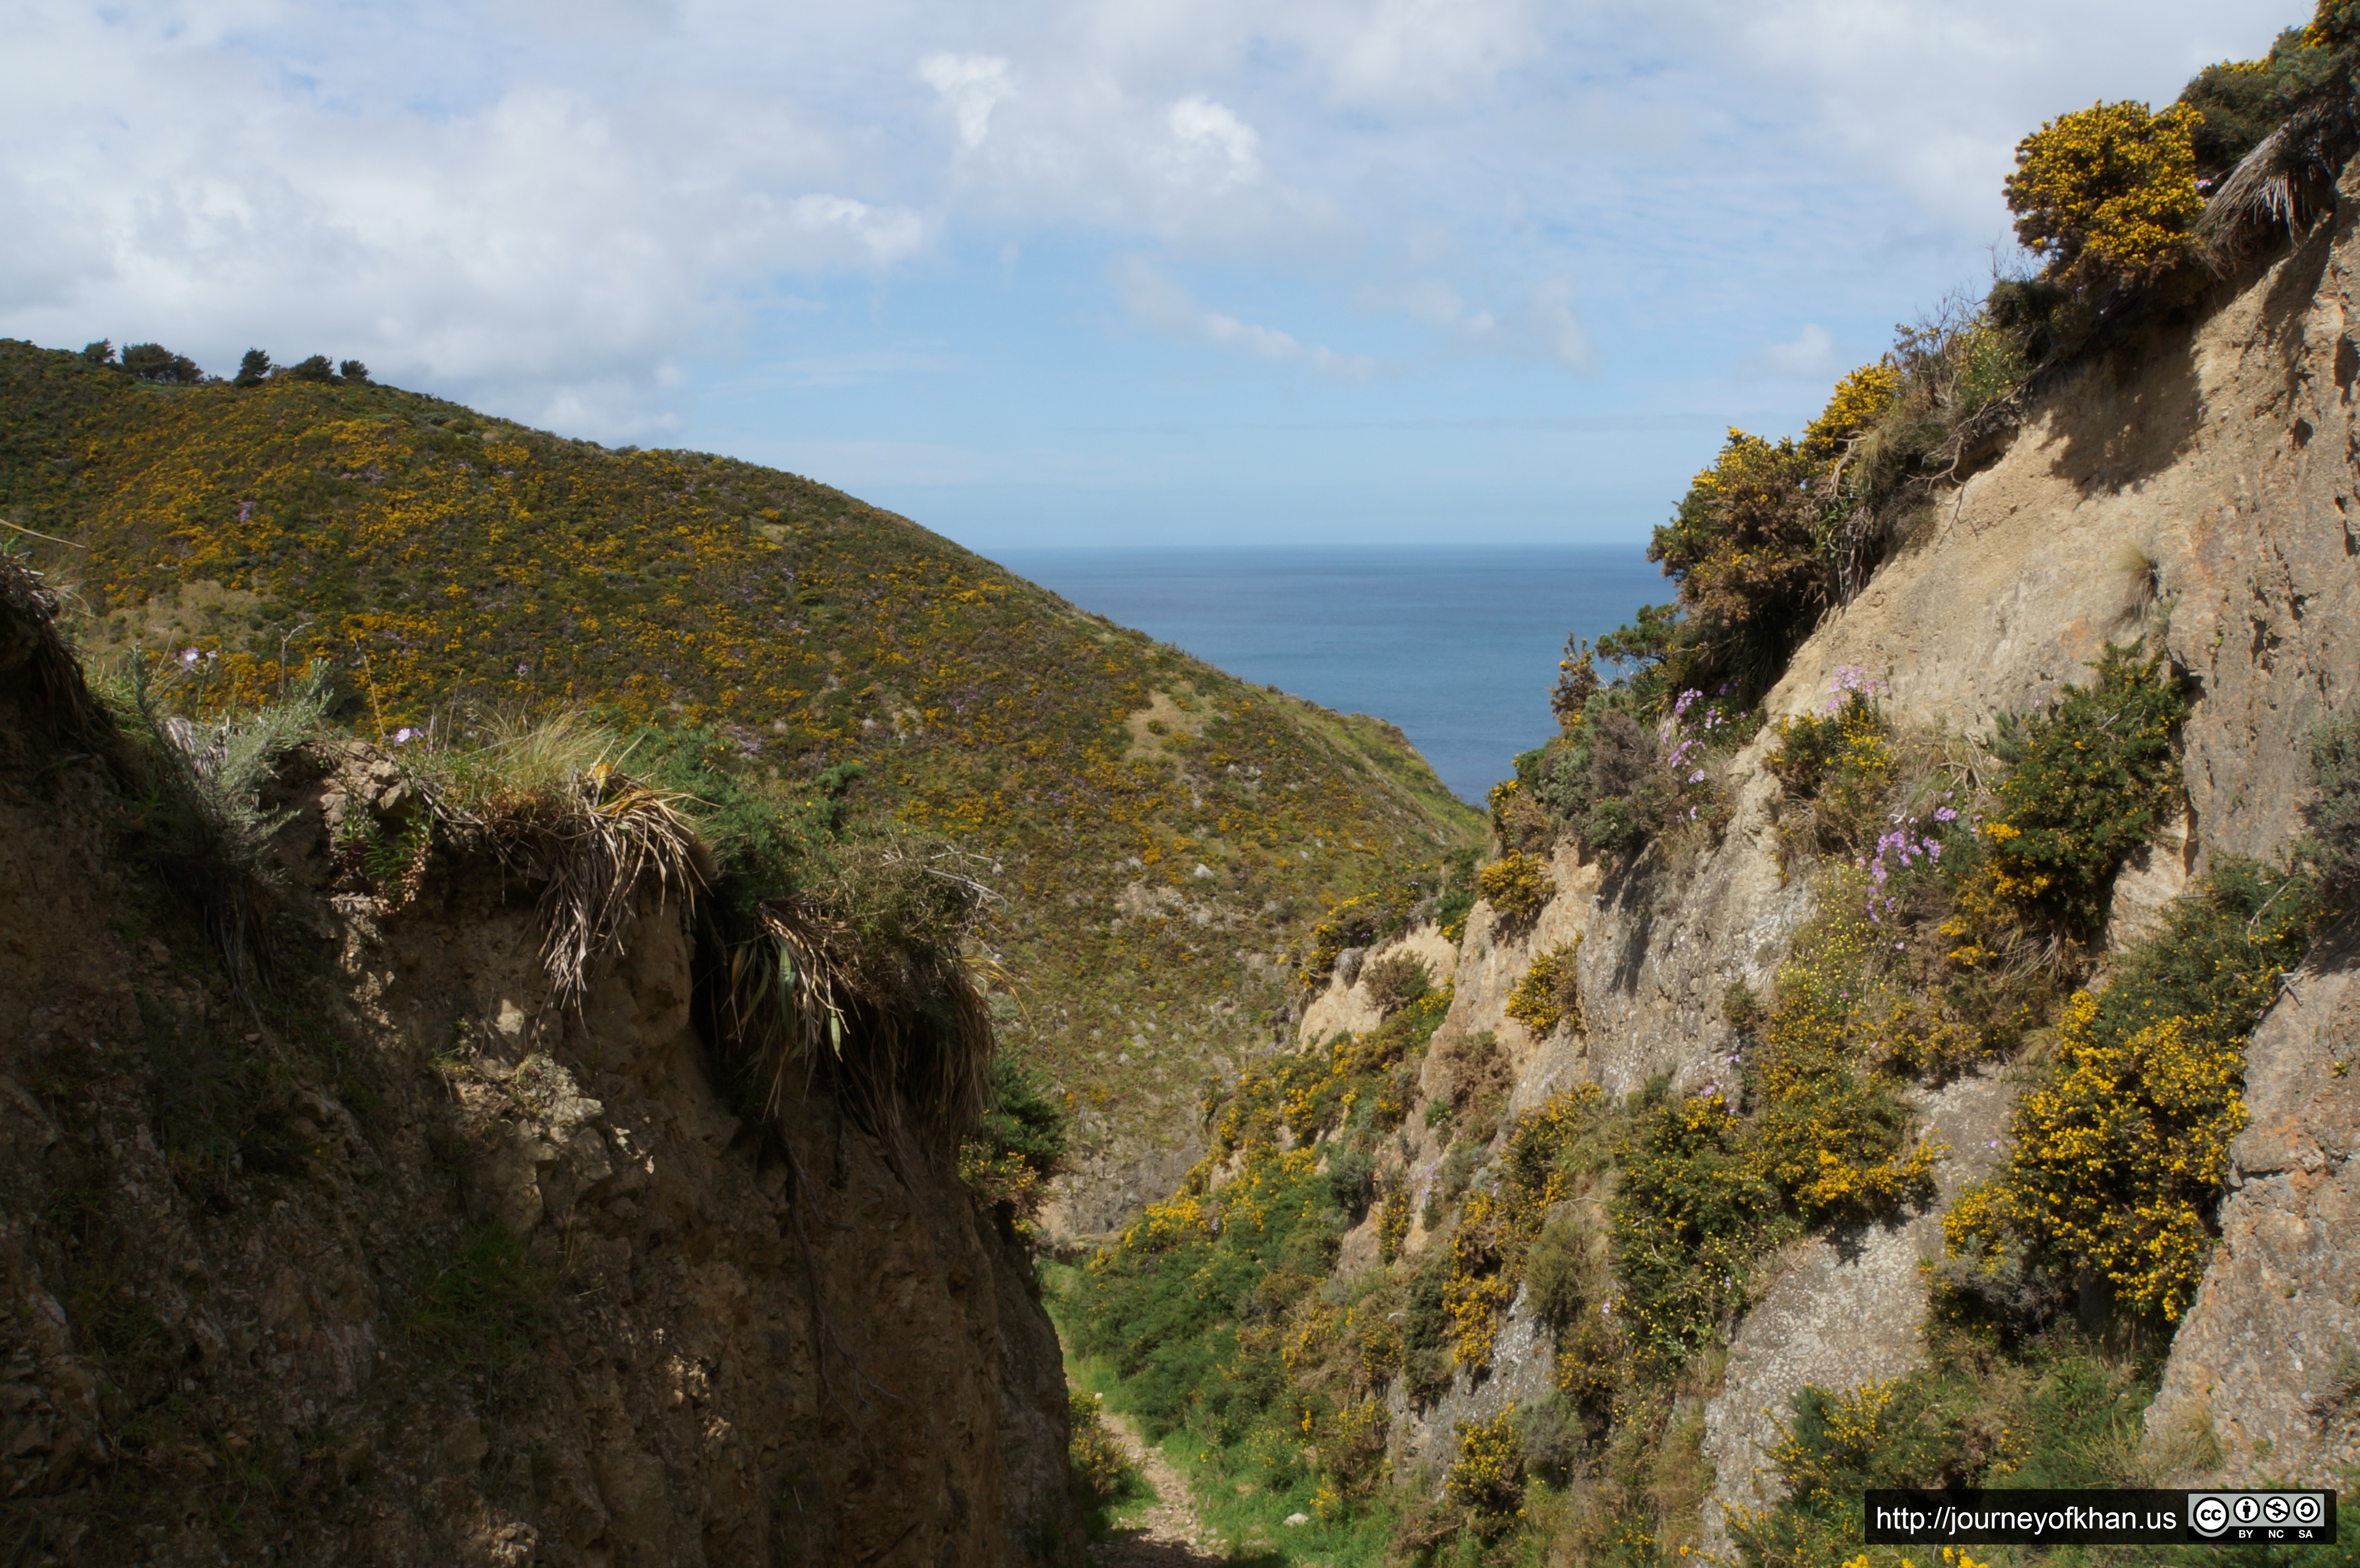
[994,544,1667,804]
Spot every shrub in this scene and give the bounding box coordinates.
[123,657,335,987]
[1326,1142,1376,1220]
[1376,1170,1411,1264]
[2306,705,2360,894]
[1802,362,1900,465]
[1067,1390,1137,1508]
[1504,938,1583,1038]
[1361,948,1432,1012]
[1434,845,1482,942]
[1522,1214,1588,1332]
[1401,1256,1455,1404]
[1579,709,1671,852]
[1299,881,1424,987]
[1514,1393,1583,1483]
[1745,909,1938,1227]
[1477,851,1553,923]
[288,354,335,382]
[331,801,432,910]
[961,1056,1069,1223]
[1317,1397,1390,1498]
[1738,1335,2161,1568]
[1436,1029,1512,1131]
[2178,25,2340,182]
[2004,100,2206,291]
[1944,1006,2256,1322]
[1610,1091,1777,1375]
[235,348,271,386]
[1945,862,2325,1323]
[1075,1145,1340,1435]
[1945,641,2192,958]
[339,358,371,383]
[1445,1408,1526,1537]
[975,1056,1068,1182]
[1442,1089,1608,1372]
[1649,429,1832,699]
[1734,1375,1982,1568]
[1549,634,1602,725]
[1489,774,1556,853]
[1769,674,1895,854]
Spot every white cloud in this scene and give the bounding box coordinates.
[921,61,1344,257]
[1743,323,1838,378]
[1164,96,1263,190]
[917,53,1016,149]
[1517,275,1593,372]
[1318,0,1544,109]
[0,0,2300,455]
[0,3,927,436]
[1361,272,1591,371]
[1639,0,2293,234]
[1113,256,1377,379]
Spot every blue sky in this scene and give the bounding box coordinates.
[2,0,2297,549]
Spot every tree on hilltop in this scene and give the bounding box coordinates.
[119,343,203,382]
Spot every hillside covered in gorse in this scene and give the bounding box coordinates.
[0,343,1481,1231]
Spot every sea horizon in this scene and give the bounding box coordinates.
[991,541,1667,804]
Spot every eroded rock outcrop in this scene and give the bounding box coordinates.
[0,577,1079,1566]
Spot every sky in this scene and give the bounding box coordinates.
[1,0,2298,549]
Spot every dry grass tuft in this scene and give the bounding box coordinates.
[2199,96,2360,257]
[416,712,711,1008]
[723,837,998,1146]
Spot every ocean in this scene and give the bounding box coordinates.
[992,544,1667,804]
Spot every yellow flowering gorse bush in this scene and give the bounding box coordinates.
[1946,994,2244,1321]
[1503,937,1583,1039]
[1476,851,1554,923]
[2004,100,2205,289]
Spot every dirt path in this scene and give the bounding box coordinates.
[1085,1409,1231,1566]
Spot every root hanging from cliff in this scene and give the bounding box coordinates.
[721,840,997,1150]
[418,714,713,1008]
[524,772,710,1007]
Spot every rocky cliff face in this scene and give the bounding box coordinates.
[0,580,1078,1565]
[1771,171,2360,1496]
[1284,167,2360,1535]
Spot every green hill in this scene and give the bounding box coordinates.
[0,339,1483,1218]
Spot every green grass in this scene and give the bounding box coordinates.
[1055,1286,1398,1568]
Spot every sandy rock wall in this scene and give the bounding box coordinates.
[0,654,1077,1564]
[1696,1069,2015,1551]
[2143,924,2360,1485]
[1766,188,2360,869]
[1762,179,2360,1482]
